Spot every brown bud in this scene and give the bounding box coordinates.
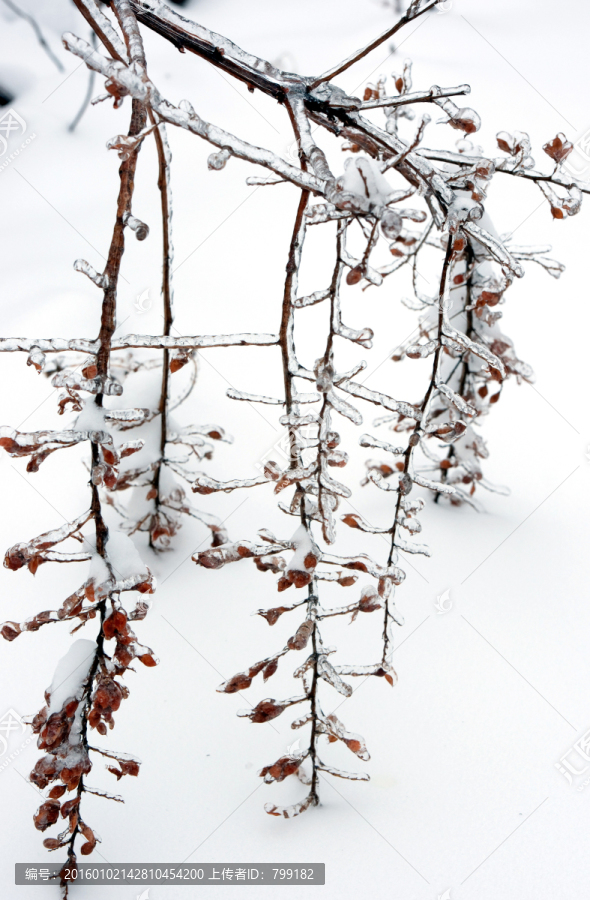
[346,266,362,285]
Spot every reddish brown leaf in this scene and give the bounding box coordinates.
[42,838,63,850]
[259,755,302,783]
[263,659,278,681]
[170,356,188,373]
[103,610,127,640]
[341,514,360,529]
[48,784,67,800]
[33,800,60,831]
[287,619,313,651]
[223,672,252,693]
[543,133,573,164]
[258,606,288,625]
[249,699,285,724]
[138,653,157,667]
[60,797,79,819]
[1,621,21,641]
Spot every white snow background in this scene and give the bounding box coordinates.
[0,0,589,898]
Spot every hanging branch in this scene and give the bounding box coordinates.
[1,7,156,893]
[101,113,231,551]
[60,0,586,819]
[3,95,158,900]
[196,196,394,817]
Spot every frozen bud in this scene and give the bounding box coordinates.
[314,358,334,393]
[207,148,231,171]
[543,133,573,164]
[346,266,363,285]
[263,460,281,481]
[437,97,480,134]
[496,131,515,154]
[378,577,392,599]
[398,472,412,494]
[449,108,480,134]
[380,208,402,240]
[81,359,98,379]
[91,464,106,486]
[496,130,532,160]
[124,214,149,241]
[27,348,46,374]
[475,159,495,179]
[170,349,191,373]
[104,78,129,108]
[179,99,197,117]
[359,586,382,613]
[446,197,483,234]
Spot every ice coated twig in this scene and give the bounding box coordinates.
[69,31,98,132]
[359,84,470,110]
[0,334,279,354]
[71,0,128,63]
[308,0,439,88]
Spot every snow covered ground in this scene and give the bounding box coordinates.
[1,1,589,898]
